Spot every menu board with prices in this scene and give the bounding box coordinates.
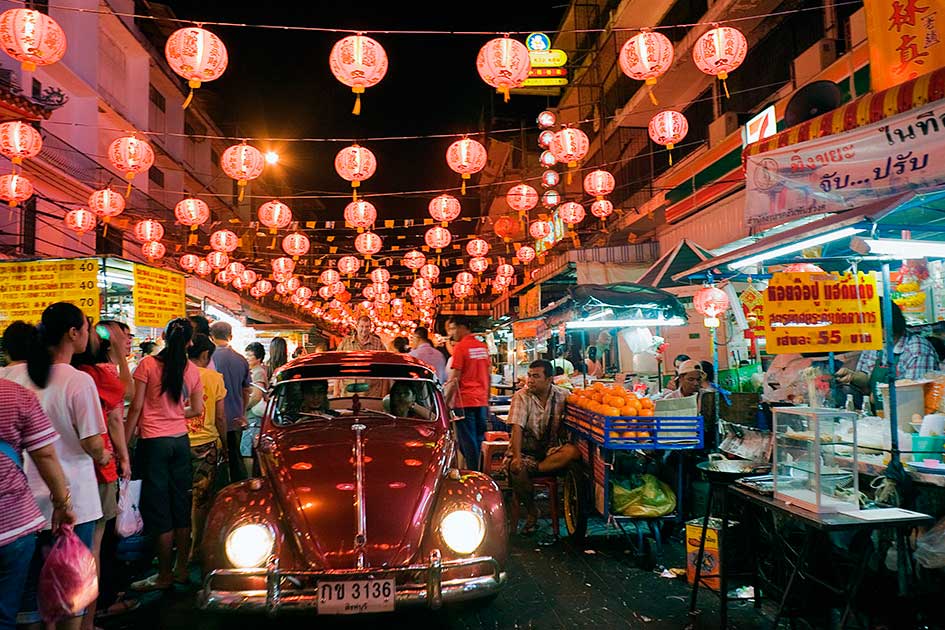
[0,258,99,325]
[763,271,884,354]
[133,263,186,329]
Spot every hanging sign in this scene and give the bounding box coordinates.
[864,0,945,92]
[0,258,98,325]
[739,284,766,338]
[529,49,568,68]
[520,285,541,318]
[762,272,883,354]
[742,105,776,147]
[745,97,945,229]
[133,263,186,328]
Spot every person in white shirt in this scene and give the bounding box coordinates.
[4,302,108,628]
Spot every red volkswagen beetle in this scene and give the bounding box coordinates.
[199,351,508,614]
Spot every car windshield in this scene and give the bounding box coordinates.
[271,377,441,425]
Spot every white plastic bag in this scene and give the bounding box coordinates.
[915,517,945,569]
[116,479,143,538]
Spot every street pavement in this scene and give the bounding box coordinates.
[99,521,769,630]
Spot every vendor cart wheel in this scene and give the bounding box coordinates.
[563,466,589,544]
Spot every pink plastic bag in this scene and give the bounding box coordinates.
[38,525,99,623]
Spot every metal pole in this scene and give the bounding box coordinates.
[712,326,720,450]
[882,263,901,465]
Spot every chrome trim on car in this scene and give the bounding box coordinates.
[351,422,367,569]
[199,554,504,613]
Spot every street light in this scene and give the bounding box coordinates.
[264,151,280,165]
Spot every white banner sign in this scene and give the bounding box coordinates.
[745,99,945,228]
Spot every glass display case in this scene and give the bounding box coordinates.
[772,407,859,513]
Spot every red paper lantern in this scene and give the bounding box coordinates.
[257,200,292,231]
[692,25,747,98]
[693,285,730,328]
[318,285,333,300]
[476,35,530,102]
[456,271,475,286]
[141,241,166,261]
[319,269,341,285]
[550,127,589,168]
[0,121,41,164]
[178,254,200,272]
[403,250,426,270]
[412,278,430,291]
[175,197,210,229]
[506,184,538,214]
[583,170,615,199]
[164,27,228,108]
[225,261,245,277]
[285,276,302,292]
[240,269,258,286]
[493,215,519,242]
[541,190,560,209]
[295,286,313,301]
[619,30,674,104]
[591,199,614,220]
[329,34,388,115]
[559,201,585,226]
[64,208,95,235]
[541,170,559,188]
[275,282,290,296]
[648,110,689,163]
[282,232,311,258]
[496,263,515,277]
[330,281,346,296]
[134,219,164,243]
[194,260,212,276]
[516,245,536,264]
[210,229,238,252]
[529,219,552,240]
[221,142,264,201]
[370,268,390,284]
[108,135,154,189]
[424,226,452,251]
[231,276,248,291]
[446,137,487,194]
[88,188,125,220]
[374,291,392,305]
[361,284,376,300]
[249,284,267,299]
[466,238,490,257]
[355,231,382,257]
[337,255,361,276]
[254,279,273,296]
[0,173,32,206]
[428,194,461,225]
[206,251,229,270]
[453,283,473,299]
[217,270,234,285]
[0,9,66,71]
[539,150,557,167]
[420,263,440,282]
[538,130,554,148]
[335,144,376,199]
[344,200,377,232]
[469,257,489,274]
[272,256,295,277]
[537,110,556,128]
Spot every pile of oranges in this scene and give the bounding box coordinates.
[568,382,655,417]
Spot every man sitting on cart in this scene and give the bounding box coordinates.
[507,359,581,534]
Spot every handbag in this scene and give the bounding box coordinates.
[115,479,143,538]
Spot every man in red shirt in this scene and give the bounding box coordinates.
[444,316,491,471]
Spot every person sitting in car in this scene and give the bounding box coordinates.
[299,381,335,417]
[388,381,432,420]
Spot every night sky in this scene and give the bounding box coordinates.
[162,1,568,225]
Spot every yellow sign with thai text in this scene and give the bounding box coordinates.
[521,77,569,87]
[134,263,186,328]
[529,49,568,68]
[864,0,945,91]
[763,272,883,354]
[0,258,99,325]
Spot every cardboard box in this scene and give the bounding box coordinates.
[686,517,737,591]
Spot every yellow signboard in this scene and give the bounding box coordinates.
[529,49,568,68]
[521,77,569,87]
[763,272,883,354]
[864,0,945,91]
[520,285,541,319]
[739,284,766,338]
[0,258,98,325]
[134,263,186,328]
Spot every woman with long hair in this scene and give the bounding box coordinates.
[266,337,288,377]
[125,318,204,591]
[4,302,107,630]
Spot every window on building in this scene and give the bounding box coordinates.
[184,114,206,167]
[20,198,36,255]
[149,85,166,137]
[26,0,49,13]
[148,166,165,188]
[99,33,127,110]
[149,85,165,112]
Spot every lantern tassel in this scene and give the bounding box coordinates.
[648,85,658,106]
[125,182,132,197]
[188,232,197,246]
[182,88,195,110]
[103,220,109,238]
[721,78,730,99]
[461,179,466,195]
[353,93,361,116]
[238,181,246,202]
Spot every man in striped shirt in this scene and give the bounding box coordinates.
[0,378,75,628]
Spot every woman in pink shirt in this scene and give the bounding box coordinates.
[125,318,203,591]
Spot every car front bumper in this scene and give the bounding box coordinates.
[199,551,505,613]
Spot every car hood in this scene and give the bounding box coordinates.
[263,419,451,569]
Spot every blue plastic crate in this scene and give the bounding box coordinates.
[565,403,704,450]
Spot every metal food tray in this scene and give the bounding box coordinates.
[565,404,704,450]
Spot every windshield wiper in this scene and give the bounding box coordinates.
[353,409,397,419]
[297,412,336,421]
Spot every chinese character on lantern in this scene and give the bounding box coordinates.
[175,198,210,232]
[550,127,589,181]
[221,142,264,202]
[178,254,200,272]
[558,201,586,226]
[506,183,538,214]
[108,135,154,195]
[329,34,388,115]
[337,255,361,276]
[257,200,293,233]
[466,238,490,257]
[282,232,311,259]
[591,199,614,220]
[64,208,96,236]
[692,25,747,98]
[0,9,66,71]
[529,219,552,240]
[164,27,228,108]
[648,110,689,164]
[403,250,426,270]
[0,121,41,164]
[428,194,461,226]
[516,245,536,264]
[425,226,452,252]
[207,251,229,270]
[134,219,164,243]
[619,30,674,104]
[88,188,125,223]
[210,229,239,252]
[141,241,166,261]
[355,231,382,257]
[0,172,32,206]
[335,144,376,200]
[344,199,377,232]
[446,137,487,195]
[476,35,531,102]
[583,169,615,200]
[469,257,489,274]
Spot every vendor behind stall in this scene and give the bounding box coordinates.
[836,302,938,398]
[661,359,704,399]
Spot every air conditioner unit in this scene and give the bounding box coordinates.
[793,39,837,86]
[708,111,739,147]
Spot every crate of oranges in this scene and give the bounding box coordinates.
[565,382,703,450]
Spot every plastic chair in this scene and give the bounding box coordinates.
[508,475,560,538]
[480,440,510,476]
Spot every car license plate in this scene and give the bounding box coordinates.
[317,578,395,614]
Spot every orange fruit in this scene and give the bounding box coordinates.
[640,408,654,417]
[619,405,634,417]
[605,406,621,416]
[640,398,654,410]
[610,396,626,408]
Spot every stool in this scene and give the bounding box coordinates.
[508,475,560,538]
[480,440,510,476]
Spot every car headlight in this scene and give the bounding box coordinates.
[225,523,275,568]
[440,509,485,555]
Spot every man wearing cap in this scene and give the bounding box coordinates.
[662,359,705,399]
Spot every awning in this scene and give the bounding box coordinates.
[637,239,713,290]
[567,284,688,324]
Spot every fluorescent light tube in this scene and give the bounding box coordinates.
[857,238,945,259]
[728,227,865,270]
[566,316,686,329]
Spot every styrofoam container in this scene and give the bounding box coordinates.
[879,381,928,433]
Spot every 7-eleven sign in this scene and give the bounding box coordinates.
[742,105,777,147]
